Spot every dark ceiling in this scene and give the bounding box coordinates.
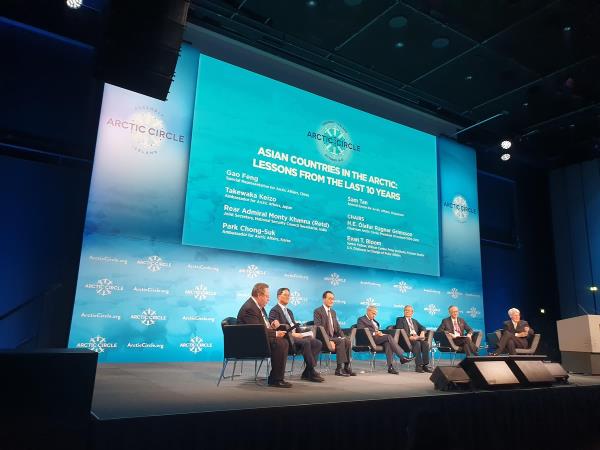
[188,0,600,169]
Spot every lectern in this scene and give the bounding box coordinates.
[557,315,600,374]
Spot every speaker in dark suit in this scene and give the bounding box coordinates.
[395,305,432,372]
[437,305,478,355]
[491,308,534,355]
[357,307,411,374]
[269,288,323,382]
[313,290,355,376]
[237,283,291,388]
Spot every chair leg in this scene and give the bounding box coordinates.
[451,352,456,366]
[290,355,295,375]
[217,359,228,386]
[370,352,376,372]
[232,360,238,379]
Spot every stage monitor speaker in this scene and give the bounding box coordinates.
[0,349,98,450]
[459,357,520,389]
[430,366,471,391]
[99,0,190,100]
[505,358,555,386]
[543,362,570,384]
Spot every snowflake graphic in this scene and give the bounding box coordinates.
[326,273,342,286]
[89,336,107,353]
[289,290,304,306]
[96,279,115,296]
[360,297,380,307]
[467,307,481,318]
[146,256,164,272]
[449,288,460,299]
[424,304,441,316]
[140,308,157,326]
[192,285,210,300]
[189,336,205,354]
[395,281,412,294]
[129,109,164,153]
[246,265,260,278]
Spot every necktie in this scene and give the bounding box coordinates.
[282,306,294,326]
[408,318,416,335]
[326,309,334,336]
[372,319,378,331]
[260,308,270,328]
[453,319,460,334]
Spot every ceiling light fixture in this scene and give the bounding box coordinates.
[501,140,512,150]
[66,0,82,8]
[501,153,511,161]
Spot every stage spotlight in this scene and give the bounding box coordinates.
[501,153,511,161]
[66,0,82,8]
[590,286,598,292]
[540,308,545,314]
[306,0,317,6]
[501,140,512,150]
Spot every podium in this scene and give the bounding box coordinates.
[557,315,600,374]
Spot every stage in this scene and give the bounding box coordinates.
[90,359,600,450]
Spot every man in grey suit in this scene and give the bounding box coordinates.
[490,308,534,355]
[437,305,478,355]
[269,287,324,382]
[395,305,432,373]
[313,290,356,377]
[357,306,411,374]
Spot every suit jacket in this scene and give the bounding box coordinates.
[502,320,534,336]
[395,316,426,336]
[268,303,297,326]
[437,316,473,336]
[356,315,381,335]
[314,305,345,338]
[237,298,275,338]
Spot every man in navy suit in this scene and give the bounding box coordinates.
[357,306,411,374]
[395,305,432,373]
[313,291,355,377]
[269,287,323,382]
[437,305,478,355]
[490,308,534,355]
[237,282,291,388]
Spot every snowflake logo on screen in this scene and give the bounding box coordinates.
[448,288,462,299]
[467,307,481,318]
[137,255,171,272]
[360,297,380,307]
[424,304,441,316]
[129,107,165,155]
[317,121,352,162]
[452,195,469,222]
[181,336,213,354]
[239,265,266,279]
[324,272,346,287]
[89,336,107,352]
[132,308,167,326]
[185,284,216,301]
[394,281,412,294]
[289,290,306,307]
[85,278,124,296]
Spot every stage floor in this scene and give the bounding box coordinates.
[91,359,600,420]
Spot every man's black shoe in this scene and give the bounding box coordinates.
[335,368,350,377]
[302,370,324,382]
[268,380,292,388]
[344,367,357,376]
[388,366,399,375]
[423,365,434,373]
[415,366,425,373]
[400,356,413,364]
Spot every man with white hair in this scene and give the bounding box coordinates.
[490,308,534,355]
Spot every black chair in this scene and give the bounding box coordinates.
[217,317,271,386]
[490,329,541,355]
[353,325,400,371]
[398,328,433,370]
[433,331,482,366]
[313,325,336,370]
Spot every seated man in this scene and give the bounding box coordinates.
[437,305,478,356]
[357,306,411,374]
[491,308,534,355]
[395,305,432,373]
[313,290,356,377]
[269,287,324,382]
[237,282,291,388]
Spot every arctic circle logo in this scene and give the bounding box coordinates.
[311,121,359,162]
[443,195,477,222]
